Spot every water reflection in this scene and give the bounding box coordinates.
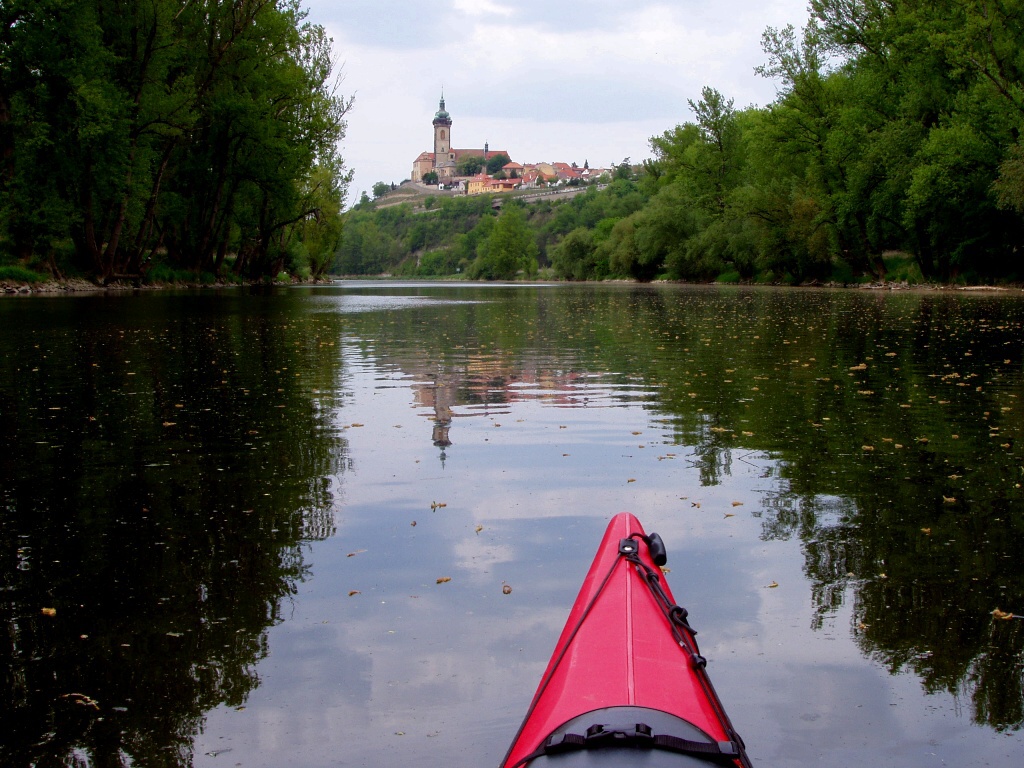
[1,285,1023,767]
[0,293,348,766]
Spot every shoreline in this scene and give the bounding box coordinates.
[2,275,1022,296]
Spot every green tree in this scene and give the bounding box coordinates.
[457,155,485,176]
[486,152,511,174]
[372,181,391,199]
[468,204,537,279]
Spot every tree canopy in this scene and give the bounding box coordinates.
[0,0,352,283]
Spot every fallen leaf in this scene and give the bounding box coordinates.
[502,583,512,595]
[348,590,361,596]
[627,478,636,483]
[943,496,956,504]
[346,549,366,557]
[992,608,1015,620]
[731,501,743,507]
[436,576,451,584]
[766,581,779,588]
[410,521,417,526]
[162,421,176,427]
[862,445,875,451]
[61,693,99,709]
[724,513,735,518]
[41,607,56,617]
[475,524,483,533]
[921,528,932,535]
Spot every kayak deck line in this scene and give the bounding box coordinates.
[500,513,752,768]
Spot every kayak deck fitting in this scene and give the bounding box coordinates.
[500,513,752,767]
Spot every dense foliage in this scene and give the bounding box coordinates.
[0,0,351,283]
[337,180,648,278]
[621,0,1024,283]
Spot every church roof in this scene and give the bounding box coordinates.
[433,94,451,122]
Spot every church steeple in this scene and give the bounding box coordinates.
[433,91,451,124]
[432,91,454,180]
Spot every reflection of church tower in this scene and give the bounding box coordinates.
[433,93,456,181]
[431,371,455,466]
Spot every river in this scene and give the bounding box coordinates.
[1,282,1022,767]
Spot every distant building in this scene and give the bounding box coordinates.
[411,95,511,183]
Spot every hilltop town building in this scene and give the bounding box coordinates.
[411,95,510,183]
[409,95,613,193]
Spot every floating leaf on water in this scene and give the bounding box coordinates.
[992,608,1015,620]
[627,478,636,483]
[766,581,779,588]
[162,421,176,427]
[41,607,56,617]
[475,525,483,534]
[350,423,364,428]
[724,513,735,518]
[61,693,99,709]
[430,501,447,510]
[849,363,868,371]
[691,502,701,508]
[921,528,932,535]
[862,445,874,451]
[502,583,512,595]
[943,496,956,504]
[410,521,417,526]
[731,501,743,507]
[348,590,361,596]
[436,576,452,584]
[631,431,642,435]
[346,549,366,557]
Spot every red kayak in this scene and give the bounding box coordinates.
[500,513,752,767]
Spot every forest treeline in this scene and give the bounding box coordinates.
[342,1,1024,284]
[0,0,350,283]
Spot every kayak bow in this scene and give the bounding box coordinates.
[500,513,752,767]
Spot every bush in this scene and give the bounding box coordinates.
[0,265,46,283]
[882,253,924,284]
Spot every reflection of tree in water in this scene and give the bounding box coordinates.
[759,467,1024,730]
[0,302,347,766]
[355,289,1024,734]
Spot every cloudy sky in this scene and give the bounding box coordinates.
[302,0,812,201]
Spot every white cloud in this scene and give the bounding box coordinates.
[452,0,515,17]
[304,0,812,197]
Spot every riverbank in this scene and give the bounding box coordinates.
[0,276,337,295]
[3,275,1022,296]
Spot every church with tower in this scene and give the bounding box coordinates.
[411,94,510,183]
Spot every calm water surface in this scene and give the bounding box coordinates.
[2,283,1023,767]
